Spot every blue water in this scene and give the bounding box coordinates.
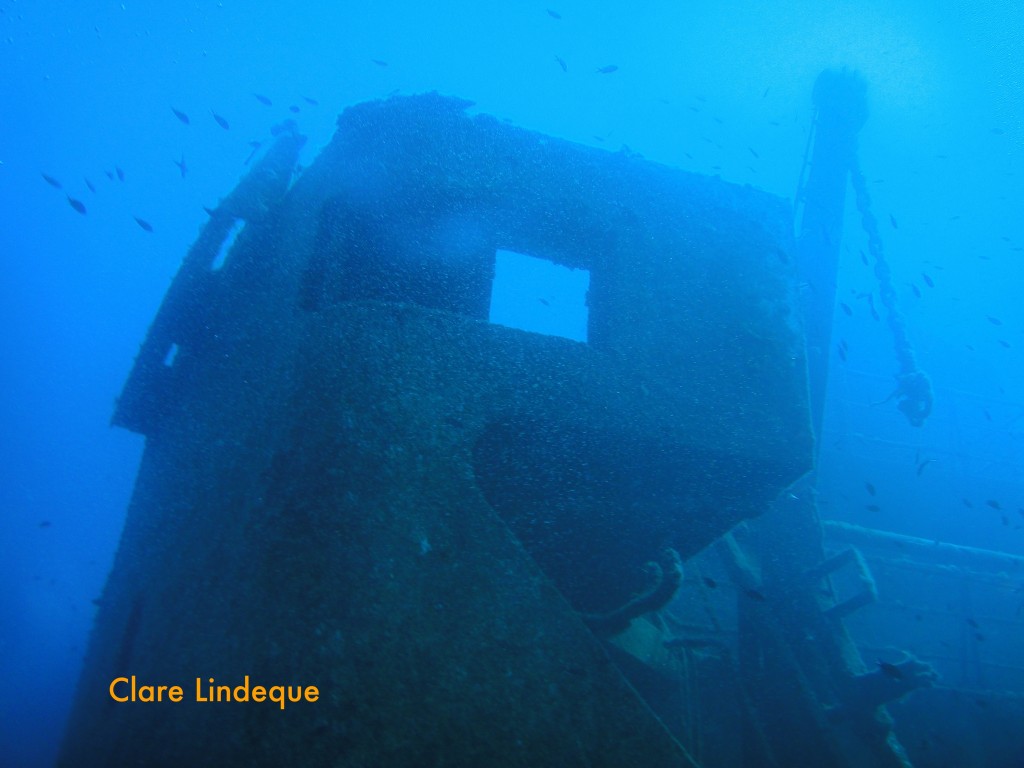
[1,2,1021,765]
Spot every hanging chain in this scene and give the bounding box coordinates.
[848,158,933,426]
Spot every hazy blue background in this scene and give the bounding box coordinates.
[1,1,1020,765]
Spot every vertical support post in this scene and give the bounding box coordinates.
[795,69,868,445]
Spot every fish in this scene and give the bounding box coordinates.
[66,195,87,214]
[986,315,1003,326]
[173,154,187,178]
[41,172,62,189]
[702,577,717,589]
[253,93,272,106]
[762,86,770,98]
[538,298,550,306]
[115,166,125,182]
[859,249,869,265]
[596,65,619,74]
[371,59,389,67]
[743,588,766,601]
[839,302,853,316]
[39,520,51,528]
[84,178,96,193]
[867,294,879,321]
[998,339,1011,349]
[555,55,567,72]
[302,95,319,106]
[104,171,114,180]
[171,107,190,124]
[748,147,760,159]
[202,206,217,217]
[889,213,898,228]
[865,482,876,496]
[547,9,561,18]
[915,459,934,476]
[921,273,934,288]
[289,105,300,114]
[212,111,230,130]
[911,284,922,298]
[963,498,974,508]
[986,499,1001,510]
[837,344,847,362]
[866,504,881,512]
[133,216,154,232]
[877,660,903,679]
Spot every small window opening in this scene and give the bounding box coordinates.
[212,219,245,271]
[488,249,589,342]
[163,343,180,367]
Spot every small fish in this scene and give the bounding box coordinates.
[889,213,898,229]
[84,178,96,193]
[921,272,934,288]
[289,105,300,114]
[967,617,980,629]
[66,195,87,215]
[538,298,550,306]
[133,216,154,232]
[877,660,903,679]
[371,59,389,67]
[202,206,217,217]
[116,166,125,182]
[867,294,879,321]
[171,107,190,124]
[837,344,847,362]
[302,95,319,106]
[173,155,187,178]
[865,481,876,496]
[986,315,1003,326]
[911,284,922,298]
[596,65,619,74]
[41,172,62,189]
[762,86,770,98]
[702,577,717,589]
[866,504,881,512]
[748,147,760,159]
[743,588,766,601]
[555,55,567,72]
[253,93,272,106]
[998,339,1011,349]
[547,8,561,19]
[39,520,51,528]
[915,459,934,476]
[986,499,1001,510]
[963,498,974,508]
[975,632,986,642]
[839,302,853,316]
[212,111,230,130]
[104,170,114,181]
[859,249,869,265]
[983,408,992,421]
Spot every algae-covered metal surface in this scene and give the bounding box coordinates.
[60,93,812,766]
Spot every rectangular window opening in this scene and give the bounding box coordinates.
[488,249,589,343]
[212,219,245,271]
[163,343,180,367]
